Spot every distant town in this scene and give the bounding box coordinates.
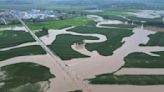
[0,9,86,25]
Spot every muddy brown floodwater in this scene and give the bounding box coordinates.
[0,15,164,92]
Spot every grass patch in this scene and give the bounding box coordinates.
[68,26,133,56]
[89,74,164,85]
[124,52,164,68]
[0,62,55,92]
[0,45,46,61]
[26,16,93,30]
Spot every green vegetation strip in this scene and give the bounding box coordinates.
[0,30,48,49]
[140,32,164,46]
[0,31,34,49]
[124,52,164,68]
[26,17,93,30]
[68,26,133,56]
[49,34,98,60]
[0,62,55,92]
[0,45,46,61]
[101,24,136,29]
[89,74,164,85]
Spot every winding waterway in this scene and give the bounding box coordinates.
[0,15,164,92]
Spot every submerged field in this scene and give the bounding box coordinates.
[0,31,35,49]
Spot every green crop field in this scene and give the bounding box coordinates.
[0,62,55,92]
[124,51,164,68]
[89,74,164,85]
[26,17,93,30]
[49,34,98,60]
[0,45,46,61]
[0,31,35,49]
[0,30,48,49]
[140,32,164,46]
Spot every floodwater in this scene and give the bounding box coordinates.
[65,27,164,79]
[66,15,164,92]
[87,15,123,28]
[40,26,107,45]
[0,15,164,92]
[128,10,164,19]
[66,15,164,78]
